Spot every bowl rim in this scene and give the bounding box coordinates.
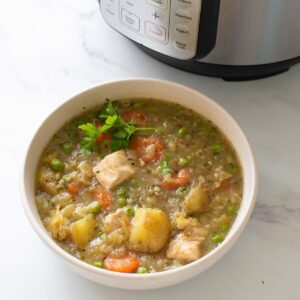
[20,78,258,281]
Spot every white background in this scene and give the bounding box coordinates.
[0,0,300,299]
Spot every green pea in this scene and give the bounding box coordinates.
[118,197,128,207]
[49,159,64,172]
[211,144,222,154]
[133,102,144,109]
[88,201,101,214]
[178,157,188,166]
[227,204,238,215]
[60,143,73,154]
[92,261,103,268]
[178,127,187,138]
[117,186,128,197]
[125,207,135,217]
[211,234,223,243]
[137,266,149,274]
[228,163,238,174]
[221,224,230,232]
[62,171,77,183]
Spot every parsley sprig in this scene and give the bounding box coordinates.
[78,123,101,154]
[78,101,155,153]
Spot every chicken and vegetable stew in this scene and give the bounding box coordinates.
[35,99,243,273]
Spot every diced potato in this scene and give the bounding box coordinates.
[60,204,76,218]
[183,185,209,215]
[48,209,69,241]
[69,214,96,249]
[129,208,170,253]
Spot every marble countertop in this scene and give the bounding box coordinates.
[1,0,300,299]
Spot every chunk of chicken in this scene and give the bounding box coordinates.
[51,192,73,208]
[166,234,203,263]
[93,150,137,190]
[103,208,131,235]
[102,209,131,247]
[183,184,209,215]
[167,215,208,262]
[37,167,64,195]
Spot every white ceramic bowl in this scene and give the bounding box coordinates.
[21,79,257,290]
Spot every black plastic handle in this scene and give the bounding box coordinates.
[193,0,221,60]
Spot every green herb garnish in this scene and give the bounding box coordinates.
[78,101,155,153]
[78,123,100,154]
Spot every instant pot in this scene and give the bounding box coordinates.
[99,0,300,80]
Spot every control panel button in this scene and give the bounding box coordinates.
[174,9,192,22]
[145,21,166,42]
[121,8,140,31]
[147,0,168,10]
[173,40,188,51]
[174,24,190,36]
[175,0,192,5]
[151,11,164,21]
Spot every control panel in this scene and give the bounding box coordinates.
[100,0,202,60]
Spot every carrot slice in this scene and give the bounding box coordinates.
[161,169,191,190]
[104,255,140,273]
[122,110,147,125]
[131,136,164,163]
[92,187,112,209]
[67,182,79,195]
